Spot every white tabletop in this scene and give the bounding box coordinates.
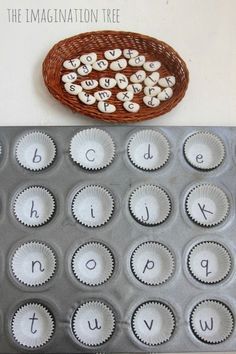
[0,1,236,353]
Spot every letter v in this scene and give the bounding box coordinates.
[144,319,153,330]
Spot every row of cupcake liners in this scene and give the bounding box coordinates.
[1,126,236,352]
[1,290,236,350]
[0,233,235,295]
[1,293,236,351]
[1,127,236,175]
[1,177,235,231]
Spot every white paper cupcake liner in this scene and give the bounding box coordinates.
[190,300,234,344]
[187,241,232,284]
[13,186,56,227]
[70,128,115,170]
[72,185,114,228]
[11,303,55,348]
[72,242,114,286]
[127,129,170,171]
[131,242,175,285]
[15,131,56,171]
[132,301,175,346]
[11,241,57,287]
[129,185,171,226]
[185,184,229,227]
[72,301,115,346]
[184,131,225,171]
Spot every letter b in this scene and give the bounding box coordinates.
[32,148,42,163]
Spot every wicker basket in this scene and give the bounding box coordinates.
[43,30,189,123]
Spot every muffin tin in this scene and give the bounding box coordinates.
[0,125,236,353]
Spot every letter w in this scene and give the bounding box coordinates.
[199,317,214,331]
[85,80,94,87]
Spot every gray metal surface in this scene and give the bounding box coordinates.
[0,125,236,353]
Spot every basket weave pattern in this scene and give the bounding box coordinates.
[43,31,189,123]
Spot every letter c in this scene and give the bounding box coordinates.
[85,149,95,162]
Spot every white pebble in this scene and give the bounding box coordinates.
[99,77,117,89]
[94,90,112,101]
[104,49,122,60]
[63,58,80,70]
[110,59,127,71]
[77,64,92,76]
[144,72,160,87]
[61,72,77,83]
[116,91,134,102]
[115,73,129,89]
[80,53,97,65]
[64,83,82,95]
[158,76,176,87]
[143,96,160,108]
[144,86,161,97]
[129,55,146,67]
[130,70,146,83]
[143,61,161,72]
[123,101,140,113]
[81,80,98,90]
[127,83,142,94]
[78,92,96,105]
[123,49,139,59]
[158,88,173,101]
[93,60,109,71]
[98,102,116,113]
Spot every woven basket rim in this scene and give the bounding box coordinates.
[42,30,189,123]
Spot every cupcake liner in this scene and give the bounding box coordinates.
[129,185,171,226]
[11,241,57,287]
[131,242,175,285]
[13,186,56,227]
[187,241,232,284]
[11,303,55,348]
[72,301,115,346]
[72,242,114,286]
[185,184,229,227]
[0,142,2,156]
[184,131,225,171]
[15,131,56,171]
[70,128,115,171]
[127,129,170,171]
[72,185,114,228]
[132,301,175,346]
[190,300,234,344]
